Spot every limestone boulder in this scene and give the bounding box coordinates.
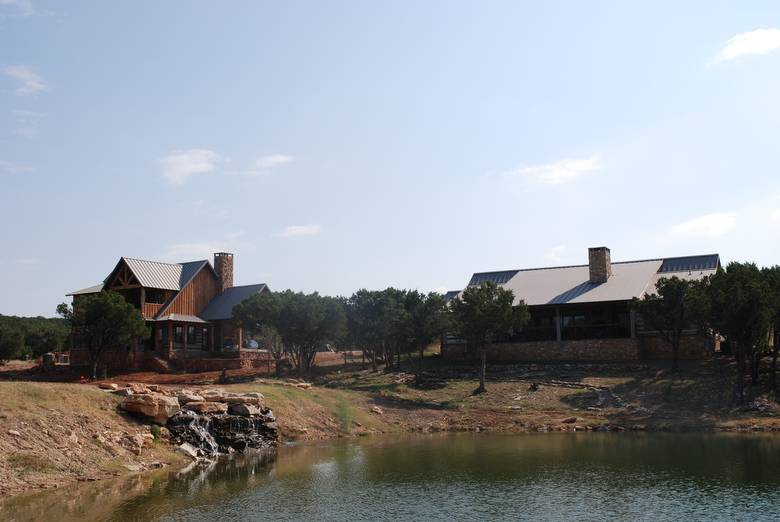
[222,393,264,406]
[120,393,180,424]
[177,391,205,405]
[176,442,199,460]
[126,383,151,395]
[182,401,228,414]
[227,403,264,417]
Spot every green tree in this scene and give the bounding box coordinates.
[405,290,450,362]
[0,324,25,363]
[700,263,774,403]
[344,289,392,371]
[449,281,530,393]
[632,276,701,371]
[57,292,148,379]
[235,290,345,377]
[234,295,287,376]
[762,265,780,389]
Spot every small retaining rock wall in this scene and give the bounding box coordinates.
[443,334,710,362]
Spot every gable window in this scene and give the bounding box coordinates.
[147,290,165,304]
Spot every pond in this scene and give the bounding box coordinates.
[3,433,780,521]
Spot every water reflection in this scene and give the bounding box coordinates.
[3,433,780,522]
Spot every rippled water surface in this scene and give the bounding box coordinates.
[3,433,780,521]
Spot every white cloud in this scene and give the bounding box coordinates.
[0,0,34,16]
[505,155,601,185]
[276,224,321,238]
[4,65,47,94]
[159,149,220,185]
[244,154,294,175]
[12,109,44,138]
[671,212,738,237]
[717,28,780,62]
[544,245,568,264]
[0,160,34,174]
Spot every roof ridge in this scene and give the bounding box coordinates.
[122,256,211,266]
[472,254,719,275]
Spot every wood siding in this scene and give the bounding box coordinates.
[163,268,218,316]
[142,302,163,319]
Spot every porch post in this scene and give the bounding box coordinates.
[555,306,562,344]
[167,321,173,359]
[630,308,637,339]
[183,323,188,356]
[209,326,215,352]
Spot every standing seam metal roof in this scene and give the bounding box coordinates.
[200,284,268,321]
[467,254,720,306]
[105,258,209,291]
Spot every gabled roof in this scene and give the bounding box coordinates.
[200,284,268,321]
[67,283,104,296]
[468,254,720,307]
[443,290,461,303]
[104,257,212,291]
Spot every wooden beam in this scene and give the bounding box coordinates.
[167,322,173,359]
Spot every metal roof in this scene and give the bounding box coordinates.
[105,258,209,291]
[443,290,461,303]
[67,283,104,296]
[468,270,520,286]
[467,254,720,307]
[658,254,720,273]
[200,284,268,321]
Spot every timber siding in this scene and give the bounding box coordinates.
[159,268,218,317]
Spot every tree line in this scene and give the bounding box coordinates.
[0,314,69,362]
[233,288,451,376]
[633,261,780,402]
[42,260,780,403]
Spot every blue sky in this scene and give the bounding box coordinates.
[2,1,780,317]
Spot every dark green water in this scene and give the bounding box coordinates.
[3,433,780,521]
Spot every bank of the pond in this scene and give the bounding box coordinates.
[4,432,780,522]
[3,360,780,498]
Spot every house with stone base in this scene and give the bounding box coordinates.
[442,247,720,362]
[67,252,271,373]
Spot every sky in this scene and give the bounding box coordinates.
[2,1,780,317]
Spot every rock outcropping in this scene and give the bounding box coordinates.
[116,385,278,457]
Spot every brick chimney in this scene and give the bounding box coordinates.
[214,252,234,293]
[588,247,612,284]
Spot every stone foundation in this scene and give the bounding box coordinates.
[442,334,712,362]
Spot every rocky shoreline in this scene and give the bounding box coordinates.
[114,383,279,459]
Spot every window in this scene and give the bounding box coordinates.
[174,326,184,344]
[147,290,166,304]
[187,325,196,343]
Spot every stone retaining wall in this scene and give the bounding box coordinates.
[442,334,711,362]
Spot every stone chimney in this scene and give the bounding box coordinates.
[214,252,234,294]
[588,247,612,284]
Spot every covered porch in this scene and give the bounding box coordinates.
[152,314,214,359]
[504,301,635,343]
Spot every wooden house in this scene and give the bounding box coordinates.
[67,252,269,372]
